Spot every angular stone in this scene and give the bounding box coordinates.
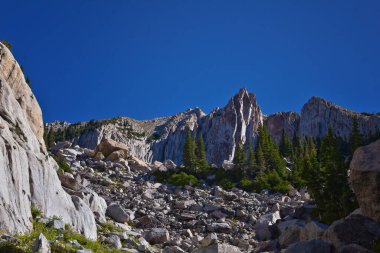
[106,203,130,223]
[207,223,231,233]
[143,228,170,244]
[32,233,50,253]
[105,234,122,249]
[191,243,242,253]
[285,239,332,253]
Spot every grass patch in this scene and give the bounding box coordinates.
[52,155,72,174]
[98,222,124,233]
[12,220,125,253]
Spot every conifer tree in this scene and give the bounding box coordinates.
[182,126,196,171]
[314,128,357,223]
[349,117,362,155]
[195,134,208,172]
[255,143,266,174]
[46,129,55,148]
[279,130,293,157]
[233,141,246,169]
[246,141,256,176]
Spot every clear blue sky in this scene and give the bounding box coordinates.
[2,0,379,123]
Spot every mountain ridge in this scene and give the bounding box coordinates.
[45,88,380,165]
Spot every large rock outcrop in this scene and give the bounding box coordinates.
[200,88,263,165]
[350,139,380,222]
[299,96,380,140]
[0,42,96,239]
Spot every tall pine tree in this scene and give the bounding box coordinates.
[233,141,246,170]
[349,117,362,155]
[182,126,196,171]
[316,128,357,223]
[246,141,256,176]
[195,135,209,173]
[279,130,293,158]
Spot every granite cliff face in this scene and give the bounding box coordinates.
[0,43,96,239]
[298,96,380,140]
[47,89,380,166]
[49,88,264,165]
[199,88,263,165]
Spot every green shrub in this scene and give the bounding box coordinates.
[1,40,12,49]
[253,170,289,194]
[168,172,200,186]
[240,177,253,192]
[98,222,124,233]
[31,204,43,219]
[218,178,234,190]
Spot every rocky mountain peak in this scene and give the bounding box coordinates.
[299,96,380,139]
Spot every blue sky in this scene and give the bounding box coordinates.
[2,0,379,122]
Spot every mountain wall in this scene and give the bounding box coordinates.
[0,42,96,239]
[47,91,380,166]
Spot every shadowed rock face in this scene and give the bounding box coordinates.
[264,112,300,144]
[0,43,96,239]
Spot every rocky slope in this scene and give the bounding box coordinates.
[22,138,380,253]
[48,90,380,166]
[0,42,96,239]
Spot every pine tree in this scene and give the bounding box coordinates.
[349,117,362,155]
[315,128,357,223]
[233,141,246,169]
[255,143,266,174]
[195,135,208,172]
[246,141,256,176]
[46,129,55,148]
[279,130,293,158]
[182,126,196,171]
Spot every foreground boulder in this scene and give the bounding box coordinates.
[350,139,380,223]
[95,138,129,158]
[324,214,380,250]
[192,243,242,253]
[285,239,332,253]
[143,228,170,244]
[32,233,50,253]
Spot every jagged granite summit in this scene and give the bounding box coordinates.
[0,42,97,239]
[47,89,380,166]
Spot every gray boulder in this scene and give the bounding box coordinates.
[32,233,50,253]
[324,214,380,250]
[106,203,131,223]
[285,239,333,253]
[105,234,122,249]
[143,228,170,244]
[191,243,242,253]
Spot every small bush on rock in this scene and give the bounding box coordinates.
[52,155,72,174]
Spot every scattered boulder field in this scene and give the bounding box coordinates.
[24,138,379,252]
